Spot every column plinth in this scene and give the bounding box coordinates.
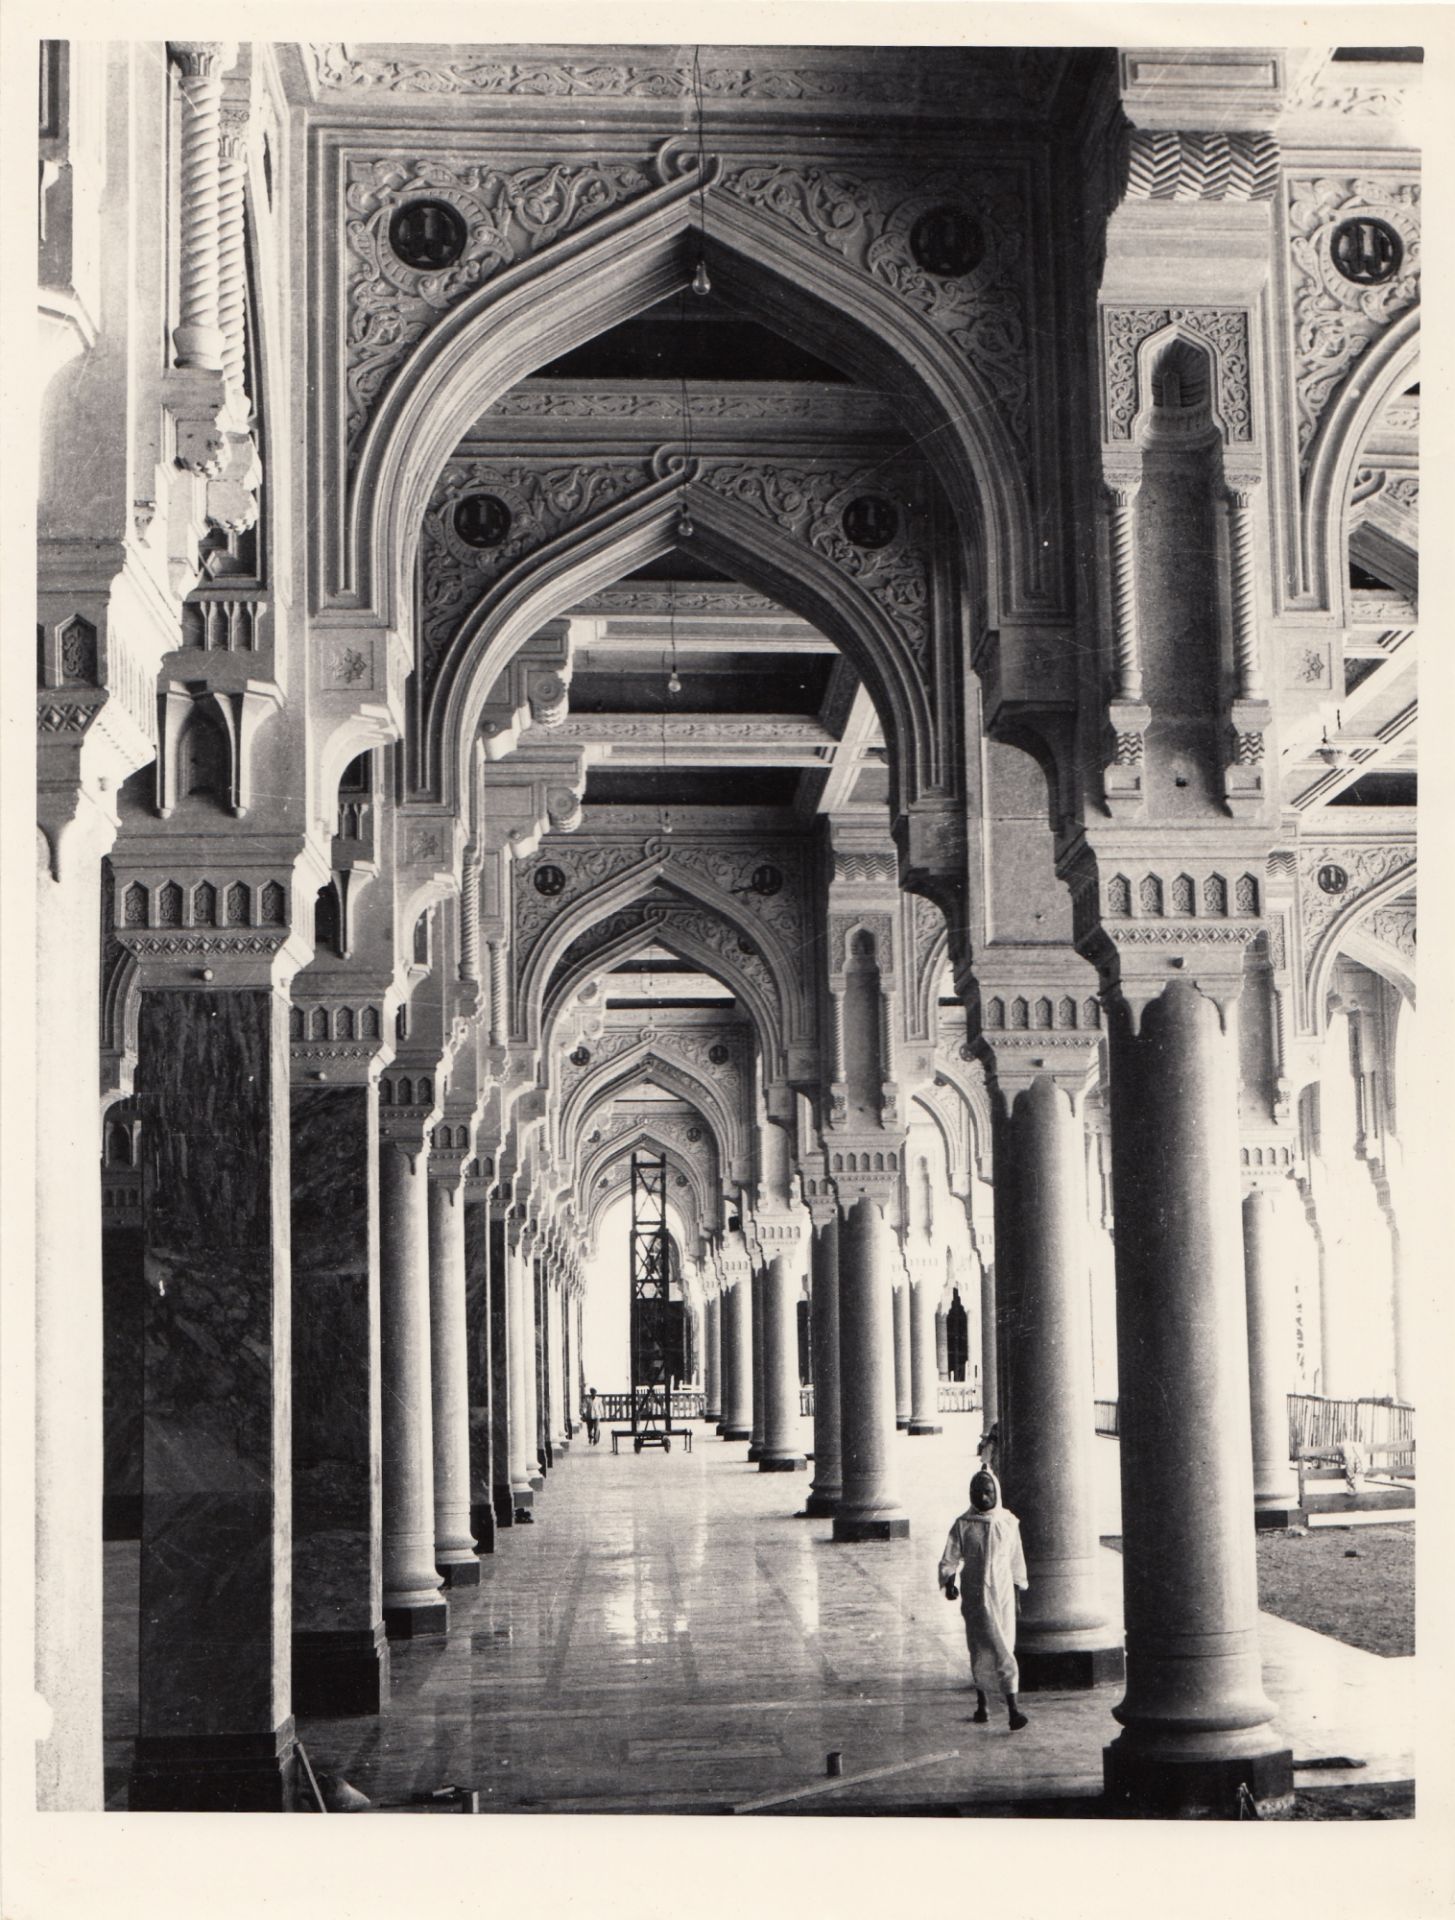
[1101,976,1291,1815]
[832,1197,909,1542]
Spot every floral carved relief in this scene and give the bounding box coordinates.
[1286,174,1420,467]
[344,153,654,457]
[1101,305,1253,442]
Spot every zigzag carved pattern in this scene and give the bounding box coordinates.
[1125,131,1280,205]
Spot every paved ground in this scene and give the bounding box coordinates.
[102,1423,1415,1816]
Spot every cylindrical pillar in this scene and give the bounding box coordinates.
[427,1167,479,1587]
[891,1272,911,1428]
[759,1255,807,1472]
[489,1210,519,1526]
[1103,980,1291,1815]
[463,1186,496,1552]
[748,1264,766,1460]
[704,1293,722,1422]
[1244,1187,1299,1521]
[997,1074,1121,1690]
[935,1298,949,1380]
[527,1255,546,1482]
[292,1082,389,1714]
[907,1268,942,1435]
[506,1242,537,1509]
[807,1215,842,1516]
[379,1135,447,1638]
[720,1279,752,1441]
[832,1198,909,1541]
[979,1259,999,1429]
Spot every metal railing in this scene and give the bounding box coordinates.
[796,1384,981,1419]
[590,1389,705,1423]
[1287,1393,1415,1473]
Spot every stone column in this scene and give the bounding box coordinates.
[488,1206,518,1526]
[546,1264,567,1451]
[720,1267,752,1442]
[979,1040,1122,1692]
[704,1292,722,1423]
[127,980,297,1809]
[806,1209,843,1516]
[832,1196,909,1541]
[891,1273,912,1429]
[167,42,235,370]
[1101,973,1292,1814]
[1244,1184,1300,1526]
[760,1255,808,1472]
[463,1170,496,1552]
[290,1075,388,1715]
[979,1260,999,1428]
[934,1296,950,1381]
[378,1099,447,1638]
[427,1142,479,1588]
[528,1252,547,1480]
[507,1231,539,1503]
[907,1262,943,1436]
[748,1261,766,1460]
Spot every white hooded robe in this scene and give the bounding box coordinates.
[939,1500,1028,1696]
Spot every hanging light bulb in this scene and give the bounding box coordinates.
[667,667,683,695]
[692,254,711,297]
[677,499,695,540]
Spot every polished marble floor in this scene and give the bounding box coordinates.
[102,1421,1415,1814]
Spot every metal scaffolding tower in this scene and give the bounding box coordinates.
[628,1151,675,1452]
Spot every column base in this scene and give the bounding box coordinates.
[103,1492,143,1541]
[492,1487,516,1529]
[555,1438,571,1453]
[705,1411,722,1426]
[437,1556,481,1589]
[907,1421,943,1436]
[513,1508,536,1525]
[129,1722,298,1812]
[472,1502,498,1553]
[895,1417,910,1430]
[1253,1505,1303,1532]
[720,1424,751,1441]
[804,1489,840,1516]
[293,1626,391,1718]
[1017,1642,1125,1692]
[383,1597,449,1640]
[747,1443,764,1461]
[528,1473,545,1492]
[832,1512,910,1542]
[758,1454,808,1473]
[1103,1737,1294,1818]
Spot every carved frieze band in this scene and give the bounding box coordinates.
[1123,130,1279,205]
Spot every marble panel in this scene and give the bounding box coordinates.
[464,1196,495,1550]
[489,1214,514,1526]
[103,1226,145,1538]
[134,989,291,1756]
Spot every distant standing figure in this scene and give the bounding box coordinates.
[584,1388,601,1447]
[939,1467,1029,1731]
[977,1422,1000,1476]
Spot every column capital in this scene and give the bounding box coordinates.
[168,41,238,80]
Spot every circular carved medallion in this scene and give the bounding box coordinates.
[708,1043,730,1066]
[750,863,783,897]
[909,206,985,278]
[841,495,898,551]
[533,864,567,896]
[389,199,468,272]
[453,493,512,549]
[1330,217,1403,286]
[686,1125,702,1143]
[570,1045,591,1067]
[1316,864,1350,896]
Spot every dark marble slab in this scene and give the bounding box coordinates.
[291,1085,382,1638]
[135,988,291,1753]
[464,1196,495,1553]
[489,1215,514,1526]
[103,1225,145,1537]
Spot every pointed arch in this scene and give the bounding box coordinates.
[1307,859,1417,1033]
[576,1123,718,1253]
[337,168,1027,642]
[559,1042,745,1180]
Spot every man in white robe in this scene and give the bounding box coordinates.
[939,1468,1030,1730]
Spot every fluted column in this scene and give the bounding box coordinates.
[806,1211,842,1516]
[704,1292,722,1423]
[832,1197,909,1542]
[720,1270,752,1442]
[379,1118,447,1638]
[168,42,234,370]
[983,1056,1121,1692]
[891,1270,911,1428]
[1101,975,1291,1814]
[759,1255,807,1472]
[1244,1184,1299,1524]
[427,1147,479,1588]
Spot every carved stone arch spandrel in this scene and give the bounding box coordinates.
[558,1041,746,1182]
